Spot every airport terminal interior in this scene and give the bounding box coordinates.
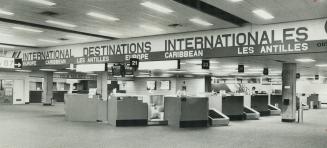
[0,0,326,148]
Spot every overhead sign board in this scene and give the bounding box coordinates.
[0,57,15,69]
[5,18,327,67]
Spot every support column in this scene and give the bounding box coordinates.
[97,72,108,100]
[281,63,297,122]
[43,72,53,105]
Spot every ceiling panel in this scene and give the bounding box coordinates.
[203,0,327,25]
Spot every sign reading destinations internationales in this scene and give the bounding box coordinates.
[7,18,327,66]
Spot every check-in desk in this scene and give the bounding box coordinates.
[222,95,245,120]
[164,96,208,128]
[29,91,43,103]
[251,95,270,116]
[108,96,148,126]
[270,94,282,109]
[307,94,320,109]
[53,91,68,102]
[64,94,107,122]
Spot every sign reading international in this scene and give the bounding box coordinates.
[5,18,327,67]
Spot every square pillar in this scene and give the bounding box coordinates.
[43,72,53,105]
[97,72,108,100]
[281,63,297,122]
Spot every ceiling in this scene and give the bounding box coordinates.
[0,0,325,48]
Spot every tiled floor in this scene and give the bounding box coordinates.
[0,103,326,148]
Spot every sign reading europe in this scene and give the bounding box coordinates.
[6,18,327,66]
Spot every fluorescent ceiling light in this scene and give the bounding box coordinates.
[139,25,163,32]
[40,69,57,71]
[38,39,59,43]
[270,71,281,73]
[87,12,120,21]
[0,9,14,15]
[99,30,122,36]
[210,61,219,64]
[252,9,274,20]
[186,60,202,64]
[315,64,327,67]
[140,2,174,14]
[295,58,316,63]
[228,0,243,2]
[0,44,15,48]
[12,26,43,33]
[46,20,77,28]
[65,35,86,40]
[189,18,213,26]
[28,0,56,6]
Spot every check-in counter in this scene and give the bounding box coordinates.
[64,94,107,122]
[53,91,68,102]
[221,95,245,120]
[164,96,208,128]
[270,94,282,109]
[251,95,270,116]
[108,96,148,126]
[29,91,43,103]
[307,94,320,109]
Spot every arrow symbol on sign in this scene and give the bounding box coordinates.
[15,63,22,68]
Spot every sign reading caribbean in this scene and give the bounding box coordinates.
[7,18,327,66]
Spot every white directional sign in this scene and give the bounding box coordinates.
[0,57,15,69]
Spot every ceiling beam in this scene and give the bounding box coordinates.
[173,0,249,26]
[0,17,116,40]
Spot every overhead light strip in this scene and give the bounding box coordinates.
[46,20,77,28]
[140,2,174,14]
[38,39,59,43]
[28,0,56,6]
[87,12,120,21]
[139,25,163,32]
[12,26,43,33]
[252,9,274,20]
[189,18,213,26]
[0,9,14,15]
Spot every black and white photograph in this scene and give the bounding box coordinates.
[0,0,326,148]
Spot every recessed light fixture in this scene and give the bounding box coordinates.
[45,20,77,28]
[40,69,57,71]
[295,58,316,63]
[315,64,327,67]
[189,18,213,26]
[228,0,243,2]
[186,60,202,64]
[38,39,59,43]
[0,9,14,15]
[99,30,122,37]
[12,26,43,33]
[0,44,15,48]
[210,61,219,64]
[87,12,120,21]
[28,0,56,6]
[252,9,274,20]
[140,2,174,14]
[139,25,163,32]
[192,72,209,75]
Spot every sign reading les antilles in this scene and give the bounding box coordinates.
[6,18,327,66]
